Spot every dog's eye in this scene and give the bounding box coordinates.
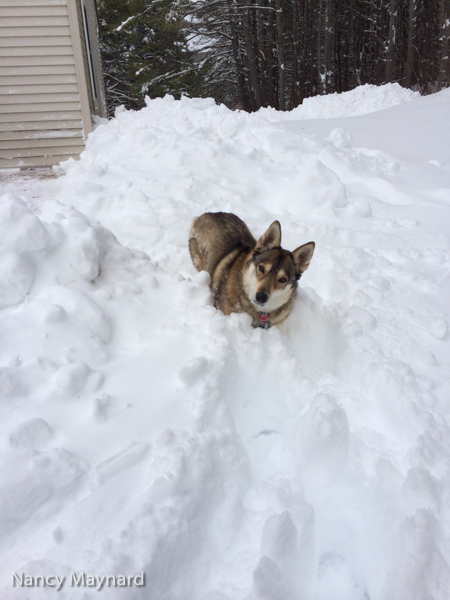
[259,265,265,273]
[278,277,287,284]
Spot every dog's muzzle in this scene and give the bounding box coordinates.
[255,291,269,305]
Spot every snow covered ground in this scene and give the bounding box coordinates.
[1,84,450,600]
[258,82,420,120]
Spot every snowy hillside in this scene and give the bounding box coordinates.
[1,84,450,600]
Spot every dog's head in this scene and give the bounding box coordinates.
[243,221,315,312]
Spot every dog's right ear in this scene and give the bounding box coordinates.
[255,221,281,252]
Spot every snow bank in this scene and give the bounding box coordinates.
[1,87,449,600]
[258,83,420,121]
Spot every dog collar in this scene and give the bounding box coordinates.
[259,312,270,329]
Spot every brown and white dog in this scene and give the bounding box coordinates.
[189,212,315,329]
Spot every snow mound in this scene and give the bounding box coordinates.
[1,86,450,600]
[258,83,420,121]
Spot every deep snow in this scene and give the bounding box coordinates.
[0,84,450,600]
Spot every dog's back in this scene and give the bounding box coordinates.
[189,212,255,276]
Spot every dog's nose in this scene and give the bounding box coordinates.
[256,291,269,305]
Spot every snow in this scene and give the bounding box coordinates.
[257,83,420,121]
[1,84,450,599]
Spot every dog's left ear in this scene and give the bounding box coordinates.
[292,242,315,278]
[255,221,281,252]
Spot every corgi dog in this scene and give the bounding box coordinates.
[189,212,315,329]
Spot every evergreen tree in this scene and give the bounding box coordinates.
[98,0,204,114]
[98,0,450,115]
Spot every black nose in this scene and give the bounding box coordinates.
[255,291,269,305]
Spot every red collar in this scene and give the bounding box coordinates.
[259,312,269,329]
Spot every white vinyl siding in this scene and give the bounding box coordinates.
[0,0,105,169]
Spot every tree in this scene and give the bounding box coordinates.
[439,0,450,88]
[385,0,397,83]
[98,0,450,115]
[405,0,416,88]
[98,0,204,114]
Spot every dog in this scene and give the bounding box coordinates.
[189,212,315,329]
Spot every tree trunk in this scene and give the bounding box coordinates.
[317,0,323,92]
[276,0,285,109]
[353,0,363,85]
[323,0,332,93]
[405,0,415,87]
[291,0,299,107]
[299,0,309,102]
[256,2,267,106]
[385,0,396,82]
[241,1,263,110]
[375,0,385,84]
[439,0,450,89]
[227,0,251,110]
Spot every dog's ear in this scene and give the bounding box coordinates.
[292,242,315,278]
[255,221,281,252]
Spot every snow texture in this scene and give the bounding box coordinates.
[258,83,419,120]
[0,84,450,600]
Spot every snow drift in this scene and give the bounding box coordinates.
[0,84,450,600]
[257,83,419,121]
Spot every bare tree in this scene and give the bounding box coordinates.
[276,0,286,109]
[405,0,416,87]
[385,0,397,82]
[439,0,450,88]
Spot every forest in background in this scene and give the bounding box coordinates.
[98,0,450,114]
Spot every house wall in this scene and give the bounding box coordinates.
[0,0,106,169]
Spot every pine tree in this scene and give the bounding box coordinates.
[99,0,450,115]
[98,0,204,114]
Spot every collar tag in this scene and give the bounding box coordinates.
[259,312,270,329]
